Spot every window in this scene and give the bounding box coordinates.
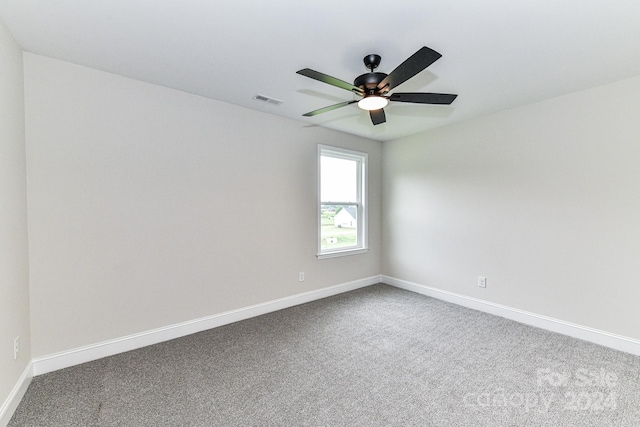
[318,145,367,258]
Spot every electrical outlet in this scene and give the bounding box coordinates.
[299,272,305,282]
[478,276,487,288]
[14,336,19,360]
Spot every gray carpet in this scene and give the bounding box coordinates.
[9,284,640,426]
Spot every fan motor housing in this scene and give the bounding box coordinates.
[354,72,387,92]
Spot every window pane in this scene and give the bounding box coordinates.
[318,145,367,257]
[320,204,358,250]
[321,156,357,202]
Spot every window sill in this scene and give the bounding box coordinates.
[317,248,369,259]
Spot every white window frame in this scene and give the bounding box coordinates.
[317,144,368,259]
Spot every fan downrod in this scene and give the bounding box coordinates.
[355,54,386,93]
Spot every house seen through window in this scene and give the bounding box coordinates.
[318,145,367,258]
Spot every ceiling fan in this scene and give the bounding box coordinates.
[297,46,457,125]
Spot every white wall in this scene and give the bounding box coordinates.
[383,76,640,340]
[0,17,30,419]
[24,53,382,359]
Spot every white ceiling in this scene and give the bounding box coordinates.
[2,1,640,142]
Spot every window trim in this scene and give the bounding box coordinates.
[317,144,368,259]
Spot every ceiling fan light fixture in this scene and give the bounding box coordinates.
[297,47,457,126]
[357,96,388,111]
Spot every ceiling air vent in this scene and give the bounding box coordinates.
[253,94,283,106]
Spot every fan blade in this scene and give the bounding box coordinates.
[302,100,357,117]
[389,92,458,105]
[377,47,442,92]
[369,109,386,125]
[297,69,364,95]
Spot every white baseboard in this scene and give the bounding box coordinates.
[382,275,640,357]
[0,361,32,427]
[32,275,381,376]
